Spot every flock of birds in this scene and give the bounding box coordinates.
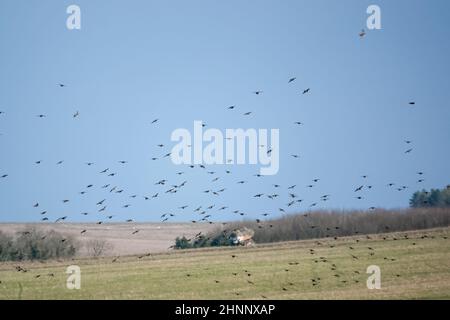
[0,76,424,232]
[208,231,448,297]
[0,26,446,297]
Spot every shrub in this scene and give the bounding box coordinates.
[0,228,79,261]
[174,236,192,249]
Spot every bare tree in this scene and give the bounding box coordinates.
[86,239,113,257]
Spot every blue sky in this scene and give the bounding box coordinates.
[0,0,449,222]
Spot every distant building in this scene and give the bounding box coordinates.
[231,227,255,246]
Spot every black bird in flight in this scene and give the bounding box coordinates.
[151,119,159,124]
[302,88,310,94]
[288,77,297,83]
[359,29,366,38]
[253,91,263,95]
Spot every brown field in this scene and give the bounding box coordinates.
[0,223,215,257]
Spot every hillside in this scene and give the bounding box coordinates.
[0,227,449,299]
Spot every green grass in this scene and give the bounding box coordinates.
[1,227,449,300]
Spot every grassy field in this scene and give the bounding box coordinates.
[0,227,449,300]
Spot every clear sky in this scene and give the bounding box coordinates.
[0,0,449,222]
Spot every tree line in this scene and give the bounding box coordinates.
[410,185,450,208]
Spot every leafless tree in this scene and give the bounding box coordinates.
[86,239,113,257]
